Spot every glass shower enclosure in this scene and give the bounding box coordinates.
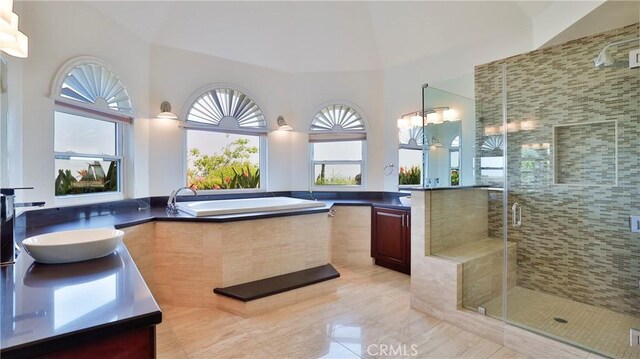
[426,22,639,358]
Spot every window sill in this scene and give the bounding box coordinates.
[190,188,266,196]
[54,192,124,207]
[310,185,365,192]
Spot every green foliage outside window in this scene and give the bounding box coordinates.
[451,169,460,186]
[187,138,260,190]
[399,165,421,185]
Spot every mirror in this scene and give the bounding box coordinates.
[421,76,475,188]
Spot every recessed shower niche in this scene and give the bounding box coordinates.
[554,120,617,186]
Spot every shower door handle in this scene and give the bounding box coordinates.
[512,203,522,228]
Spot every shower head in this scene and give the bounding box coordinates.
[593,46,629,68]
[593,47,617,68]
[593,37,639,69]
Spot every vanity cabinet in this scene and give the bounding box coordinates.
[371,207,411,274]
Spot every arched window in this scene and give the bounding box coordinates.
[183,86,267,191]
[51,57,134,197]
[185,88,266,131]
[398,126,426,187]
[309,103,366,188]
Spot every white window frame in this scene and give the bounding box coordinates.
[53,106,124,198]
[50,57,134,203]
[181,84,268,194]
[308,102,367,191]
[309,140,367,191]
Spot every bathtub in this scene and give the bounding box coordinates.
[176,196,327,217]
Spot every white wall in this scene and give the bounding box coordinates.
[13,1,150,206]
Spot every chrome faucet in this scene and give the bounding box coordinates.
[167,187,197,214]
[1,188,45,266]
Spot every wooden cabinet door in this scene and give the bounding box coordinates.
[372,207,410,274]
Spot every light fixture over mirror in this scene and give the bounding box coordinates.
[398,107,459,129]
[0,0,28,58]
[157,101,178,120]
[397,111,424,129]
[277,115,293,131]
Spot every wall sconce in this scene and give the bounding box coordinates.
[0,0,28,58]
[277,116,293,131]
[157,101,178,120]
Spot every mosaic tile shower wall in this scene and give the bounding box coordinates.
[475,23,640,316]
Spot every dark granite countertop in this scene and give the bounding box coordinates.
[18,195,411,240]
[0,241,161,358]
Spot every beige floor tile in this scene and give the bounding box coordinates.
[156,265,602,359]
[327,317,407,359]
[156,322,188,359]
[406,322,502,359]
[261,326,359,359]
[488,346,531,359]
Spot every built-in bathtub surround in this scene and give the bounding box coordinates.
[121,215,332,308]
[153,214,331,308]
[122,223,156,293]
[475,22,640,317]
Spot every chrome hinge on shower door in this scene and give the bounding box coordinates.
[631,328,640,347]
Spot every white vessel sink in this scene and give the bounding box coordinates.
[399,196,411,207]
[22,228,124,264]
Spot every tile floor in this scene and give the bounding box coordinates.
[157,265,529,359]
[482,286,640,359]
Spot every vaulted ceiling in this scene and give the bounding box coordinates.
[87,1,637,73]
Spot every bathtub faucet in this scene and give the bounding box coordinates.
[167,187,198,214]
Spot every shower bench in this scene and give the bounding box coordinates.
[436,238,517,311]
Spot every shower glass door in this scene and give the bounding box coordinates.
[498,23,639,357]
